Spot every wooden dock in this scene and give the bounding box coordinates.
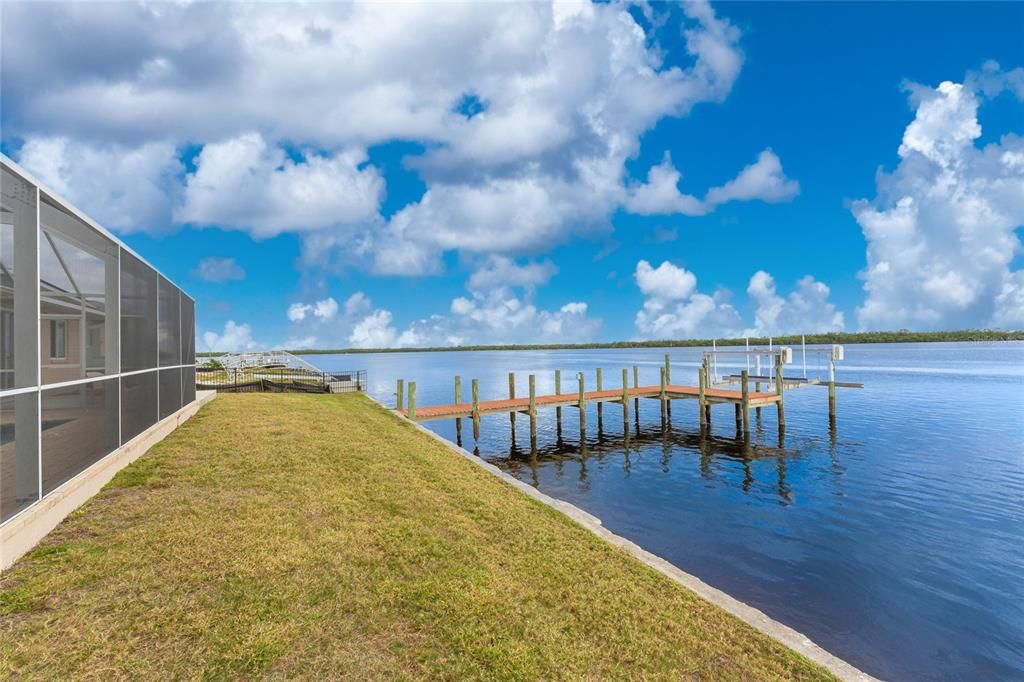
[403,384,779,422]
[395,351,861,450]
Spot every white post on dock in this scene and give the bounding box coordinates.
[712,337,720,385]
[745,337,750,373]
[802,334,807,379]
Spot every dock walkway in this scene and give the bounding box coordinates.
[403,383,779,422]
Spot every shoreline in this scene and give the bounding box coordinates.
[197,329,1024,357]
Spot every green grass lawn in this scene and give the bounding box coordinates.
[1,393,833,680]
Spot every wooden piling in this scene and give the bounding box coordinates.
[555,369,562,429]
[828,380,837,426]
[508,372,516,427]
[577,372,587,434]
[659,367,667,421]
[632,365,640,413]
[703,363,711,424]
[775,354,786,429]
[407,382,417,421]
[396,378,404,410]
[621,368,630,427]
[698,365,707,427]
[735,403,742,430]
[454,375,462,442]
[740,369,750,435]
[471,379,480,441]
[664,355,672,417]
[596,368,603,425]
[529,374,537,448]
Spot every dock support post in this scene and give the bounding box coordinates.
[472,379,480,441]
[508,372,516,429]
[621,368,630,430]
[407,382,416,421]
[735,403,742,431]
[698,364,707,428]
[454,375,462,443]
[528,374,537,451]
[775,354,786,430]
[659,367,667,424]
[396,378,404,410]
[555,369,562,432]
[577,372,587,435]
[664,354,672,417]
[828,356,837,427]
[741,370,750,435]
[632,365,640,413]
[755,354,762,418]
[703,362,712,425]
[596,368,603,429]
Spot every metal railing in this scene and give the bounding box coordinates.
[196,367,366,394]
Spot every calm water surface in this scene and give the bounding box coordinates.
[304,342,1024,681]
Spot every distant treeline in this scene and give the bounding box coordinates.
[196,329,1024,357]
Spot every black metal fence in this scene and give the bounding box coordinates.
[196,367,366,394]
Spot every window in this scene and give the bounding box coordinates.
[49,320,66,359]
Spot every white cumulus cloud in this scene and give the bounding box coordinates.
[176,133,384,238]
[633,260,742,339]
[201,320,260,352]
[852,67,1024,330]
[626,149,799,216]
[745,271,844,336]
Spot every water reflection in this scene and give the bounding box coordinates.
[490,417,813,505]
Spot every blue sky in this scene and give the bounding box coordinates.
[2,1,1022,350]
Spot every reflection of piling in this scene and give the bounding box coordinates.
[471,379,480,441]
[577,372,587,435]
[396,378,404,410]
[407,382,417,420]
[454,375,462,444]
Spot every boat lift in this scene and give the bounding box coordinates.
[704,337,863,425]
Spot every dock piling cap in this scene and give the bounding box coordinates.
[831,345,844,361]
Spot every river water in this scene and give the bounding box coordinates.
[303,342,1024,681]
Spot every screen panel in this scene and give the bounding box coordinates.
[0,393,40,522]
[121,371,158,444]
[180,296,195,365]
[120,251,157,372]
[1,165,39,390]
[41,378,119,495]
[158,277,180,367]
[39,197,118,384]
[159,367,182,420]
[182,366,196,406]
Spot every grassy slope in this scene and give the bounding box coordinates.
[1,394,832,680]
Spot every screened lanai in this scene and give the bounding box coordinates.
[1,156,197,527]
